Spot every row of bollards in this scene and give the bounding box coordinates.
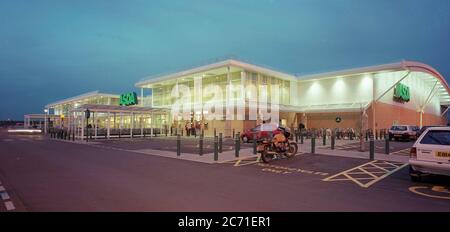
[304,130,391,160]
[174,131,242,161]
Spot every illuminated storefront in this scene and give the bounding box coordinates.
[40,59,450,138]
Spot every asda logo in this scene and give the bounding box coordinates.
[119,92,138,106]
[393,83,410,103]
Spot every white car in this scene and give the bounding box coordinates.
[389,125,419,141]
[409,127,450,182]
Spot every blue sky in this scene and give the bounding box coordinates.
[0,0,449,119]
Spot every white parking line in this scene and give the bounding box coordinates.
[4,201,15,211]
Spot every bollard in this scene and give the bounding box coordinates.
[375,130,378,140]
[219,133,223,153]
[331,133,335,150]
[369,136,375,160]
[73,130,75,141]
[232,129,235,139]
[214,136,219,161]
[322,132,326,146]
[199,134,203,156]
[235,133,240,157]
[300,131,304,144]
[385,134,390,154]
[350,132,353,140]
[365,131,368,141]
[177,134,181,156]
[214,128,217,138]
[311,134,316,154]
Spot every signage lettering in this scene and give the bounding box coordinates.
[119,92,138,106]
[393,83,410,103]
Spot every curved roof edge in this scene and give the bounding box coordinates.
[402,61,450,99]
[45,91,119,108]
[298,60,450,106]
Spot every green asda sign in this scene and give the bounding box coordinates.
[393,83,410,103]
[119,92,138,106]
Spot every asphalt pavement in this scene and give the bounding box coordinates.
[0,130,449,212]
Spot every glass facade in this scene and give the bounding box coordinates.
[146,66,292,109]
[53,95,119,117]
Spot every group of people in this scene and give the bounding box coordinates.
[297,127,357,140]
[170,122,202,136]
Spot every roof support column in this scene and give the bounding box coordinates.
[130,112,134,138]
[107,112,111,139]
[93,112,97,139]
[140,113,144,137]
[151,112,154,137]
[372,75,376,134]
[160,113,163,137]
[120,112,123,138]
[81,115,84,140]
[419,80,439,128]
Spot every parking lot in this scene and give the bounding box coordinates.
[0,130,449,211]
[94,136,252,154]
[326,140,414,155]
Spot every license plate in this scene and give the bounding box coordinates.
[393,134,401,137]
[436,151,450,158]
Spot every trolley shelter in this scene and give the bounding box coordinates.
[68,104,169,140]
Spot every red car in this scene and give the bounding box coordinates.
[241,124,281,143]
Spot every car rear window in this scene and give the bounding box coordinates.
[420,130,450,145]
[391,126,407,131]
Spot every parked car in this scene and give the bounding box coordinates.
[241,124,281,143]
[417,125,443,137]
[409,127,450,182]
[388,125,419,141]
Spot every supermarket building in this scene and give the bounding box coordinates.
[33,59,450,138]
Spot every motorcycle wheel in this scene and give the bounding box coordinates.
[285,142,298,158]
[260,146,274,163]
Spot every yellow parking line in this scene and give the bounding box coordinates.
[368,163,390,172]
[323,160,378,181]
[380,161,402,168]
[359,168,380,179]
[329,177,375,181]
[343,173,366,188]
[347,171,386,175]
[323,160,407,188]
[362,163,408,188]
[409,186,450,200]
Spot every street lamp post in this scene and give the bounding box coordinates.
[44,108,48,134]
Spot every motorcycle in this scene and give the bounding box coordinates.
[257,127,298,163]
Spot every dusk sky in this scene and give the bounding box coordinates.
[0,0,449,120]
